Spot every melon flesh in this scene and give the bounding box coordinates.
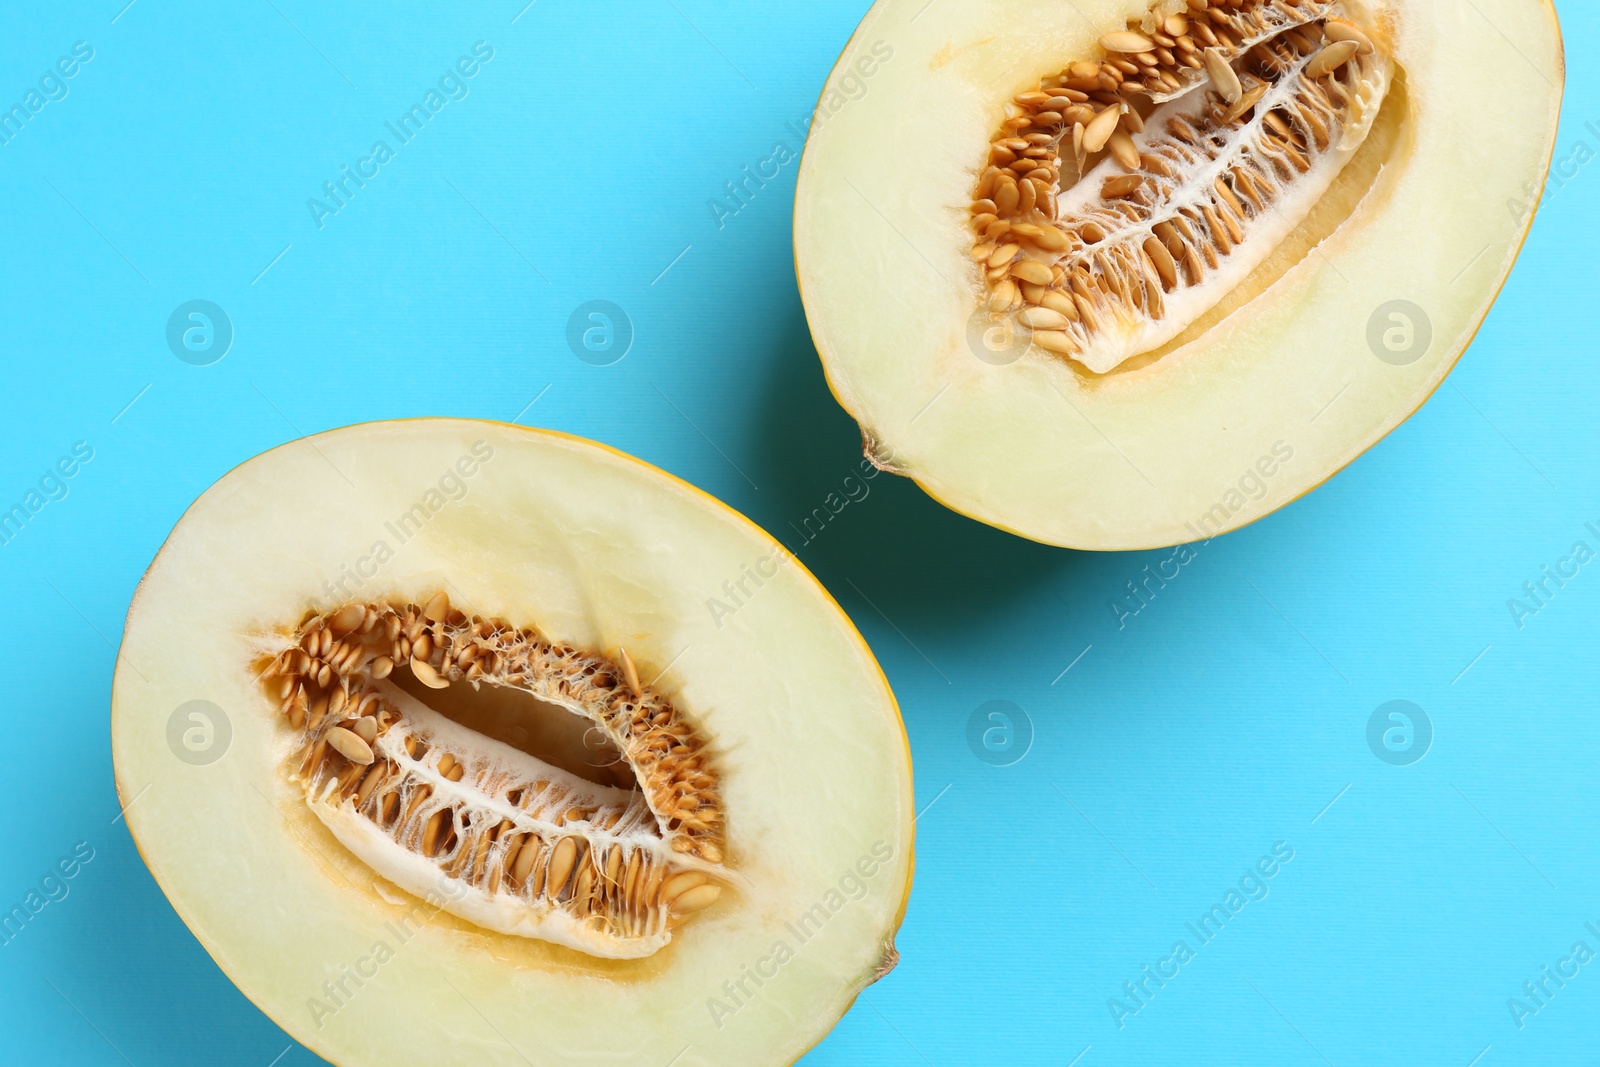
[794,0,1563,549]
[111,419,913,1067]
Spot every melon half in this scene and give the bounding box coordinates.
[795,0,1563,548]
[110,420,913,1067]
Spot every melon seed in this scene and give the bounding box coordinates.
[967,0,1392,374]
[326,727,374,765]
[258,594,730,959]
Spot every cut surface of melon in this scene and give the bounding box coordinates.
[794,0,1562,549]
[111,419,913,1067]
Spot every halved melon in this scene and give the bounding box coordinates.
[795,0,1563,548]
[111,420,913,1067]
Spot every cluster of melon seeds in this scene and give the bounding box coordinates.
[971,0,1391,373]
[255,592,725,959]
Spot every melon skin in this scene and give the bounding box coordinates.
[111,419,914,1067]
[794,0,1564,549]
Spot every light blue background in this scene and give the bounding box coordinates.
[0,1,1594,1064]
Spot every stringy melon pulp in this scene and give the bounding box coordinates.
[111,420,913,1067]
[794,0,1562,549]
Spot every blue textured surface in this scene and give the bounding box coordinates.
[0,2,1593,1064]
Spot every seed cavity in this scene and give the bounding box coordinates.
[255,592,727,959]
[972,0,1394,374]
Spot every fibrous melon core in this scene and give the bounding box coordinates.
[256,590,727,960]
[974,0,1393,373]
